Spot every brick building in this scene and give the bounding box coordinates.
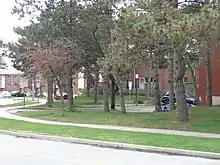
[198,40,220,105]
[0,73,30,92]
[129,66,197,95]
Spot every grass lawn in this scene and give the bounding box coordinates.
[22,94,147,109]
[17,107,220,134]
[0,117,220,153]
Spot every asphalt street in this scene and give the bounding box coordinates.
[0,135,219,165]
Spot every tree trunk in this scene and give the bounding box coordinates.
[103,74,109,112]
[117,79,126,113]
[205,47,213,107]
[85,72,92,97]
[168,51,175,109]
[86,86,90,97]
[34,76,38,97]
[110,82,116,109]
[47,77,53,107]
[67,69,74,111]
[174,49,189,122]
[144,83,148,99]
[86,74,90,97]
[109,74,118,110]
[145,67,151,99]
[39,85,43,97]
[153,56,162,112]
[94,68,99,105]
[53,80,57,96]
[58,84,64,117]
[189,65,199,105]
[67,69,74,112]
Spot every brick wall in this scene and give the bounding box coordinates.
[0,74,32,92]
[129,66,197,93]
[1,74,21,91]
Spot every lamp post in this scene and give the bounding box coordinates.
[135,73,139,106]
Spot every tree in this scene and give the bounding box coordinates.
[12,0,83,110]
[124,1,167,112]
[25,38,81,116]
[167,3,220,121]
[100,28,135,113]
[122,0,220,121]
[12,0,122,111]
[185,39,200,103]
[0,40,7,69]
[77,1,114,107]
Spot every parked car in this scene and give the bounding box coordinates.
[10,91,20,97]
[54,93,68,100]
[161,92,197,106]
[1,91,11,97]
[54,93,78,100]
[11,91,27,97]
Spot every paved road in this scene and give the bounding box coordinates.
[0,135,219,165]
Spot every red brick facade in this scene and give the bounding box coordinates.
[198,41,220,105]
[0,74,30,92]
[129,67,196,92]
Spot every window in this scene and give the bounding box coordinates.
[184,77,189,82]
[14,83,18,86]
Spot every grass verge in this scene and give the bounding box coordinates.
[17,107,220,134]
[0,117,220,153]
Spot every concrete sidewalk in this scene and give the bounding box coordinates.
[0,102,219,139]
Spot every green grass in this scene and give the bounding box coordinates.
[0,117,220,153]
[23,94,147,109]
[17,107,220,134]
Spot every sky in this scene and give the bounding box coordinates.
[0,0,187,75]
[0,0,29,74]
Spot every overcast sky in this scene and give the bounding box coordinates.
[0,0,187,74]
[0,0,29,74]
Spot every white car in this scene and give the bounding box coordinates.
[1,91,11,97]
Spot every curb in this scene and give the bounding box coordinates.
[0,130,220,160]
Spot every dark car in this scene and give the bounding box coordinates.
[11,91,27,97]
[161,92,197,106]
[54,93,68,100]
